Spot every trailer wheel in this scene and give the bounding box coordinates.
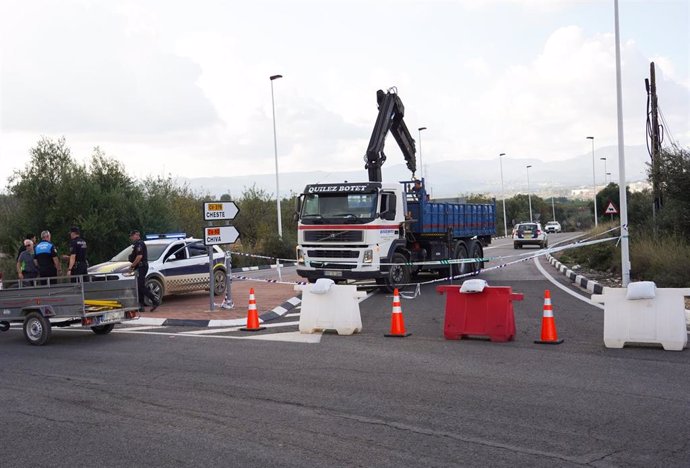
[468,240,484,272]
[0,321,10,332]
[92,324,115,335]
[452,242,469,277]
[23,312,51,346]
[382,252,410,292]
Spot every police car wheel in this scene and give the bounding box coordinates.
[145,278,163,306]
[213,269,227,296]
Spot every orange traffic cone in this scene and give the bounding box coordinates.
[534,290,563,344]
[384,288,411,337]
[240,288,266,331]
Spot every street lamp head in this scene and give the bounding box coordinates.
[418,126,427,131]
[270,74,283,80]
[499,153,506,157]
[600,157,606,161]
[586,136,594,140]
[526,165,532,169]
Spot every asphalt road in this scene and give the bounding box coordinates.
[2,233,689,467]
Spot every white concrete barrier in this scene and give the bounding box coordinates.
[591,286,690,351]
[295,281,367,335]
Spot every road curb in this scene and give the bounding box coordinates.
[545,254,604,295]
[133,295,302,328]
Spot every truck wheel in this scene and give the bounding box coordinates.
[468,240,484,272]
[23,312,51,346]
[92,324,115,335]
[383,253,410,292]
[213,269,227,296]
[0,321,10,332]
[452,242,469,277]
[145,278,163,306]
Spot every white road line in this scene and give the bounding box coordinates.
[116,326,168,331]
[113,328,321,343]
[284,313,300,318]
[534,256,604,310]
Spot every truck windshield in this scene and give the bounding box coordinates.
[302,192,378,224]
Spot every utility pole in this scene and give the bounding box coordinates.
[646,62,663,221]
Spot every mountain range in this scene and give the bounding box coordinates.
[179,145,651,199]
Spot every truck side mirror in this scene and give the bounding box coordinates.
[294,195,303,221]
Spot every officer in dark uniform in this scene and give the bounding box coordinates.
[34,230,61,283]
[67,226,89,279]
[128,230,160,312]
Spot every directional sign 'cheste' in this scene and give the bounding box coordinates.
[203,201,239,221]
[204,226,240,245]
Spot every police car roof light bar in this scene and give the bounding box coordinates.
[146,232,187,240]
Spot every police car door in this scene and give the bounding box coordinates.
[161,242,202,293]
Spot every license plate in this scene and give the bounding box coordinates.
[101,311,124,323]
[324,270,343,277]
[524,233,533,238]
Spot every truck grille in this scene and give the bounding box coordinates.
[303,230,363,242]
[308,250,359,259]
[308,262,357,270]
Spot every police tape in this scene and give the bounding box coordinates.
[226,229,621,270]
[227,235,620,291]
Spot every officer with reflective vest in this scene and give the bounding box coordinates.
[128,230,160,312]
[34,230,61,279]
[67,226,88,277]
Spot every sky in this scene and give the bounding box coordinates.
[0,0,688,195]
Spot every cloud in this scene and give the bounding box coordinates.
[453,26,689,162]
[0,0,219,134]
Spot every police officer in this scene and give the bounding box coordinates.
[34,230,61,282]
[67,226,88,278]
[128,230,160,312]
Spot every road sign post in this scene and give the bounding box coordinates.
[202,201,240,311]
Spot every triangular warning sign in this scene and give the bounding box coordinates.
[605,201,618,214]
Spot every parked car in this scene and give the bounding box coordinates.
[88,234,227,305]
[512,222,548,249]
[544,221,562,233]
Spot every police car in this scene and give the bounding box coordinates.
[88,233,227,305]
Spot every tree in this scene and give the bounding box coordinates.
[654,145,690,236]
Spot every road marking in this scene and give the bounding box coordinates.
[181,321,301,335]
[534,256,604,310]
[116,326,168,331]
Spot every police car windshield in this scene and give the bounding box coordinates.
[110,243,168,262]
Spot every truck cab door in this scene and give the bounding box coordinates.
[380,192,397,221]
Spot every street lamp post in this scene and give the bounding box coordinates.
[601,157,608,185]
[499,153,508,237]
[614,0,631,286]
[526,165,533,222]
[418,127,427,179]
[551,196,556,221]
[586,136,598,227]
[270,74,283,239]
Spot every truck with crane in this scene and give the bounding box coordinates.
[295,88,496,290]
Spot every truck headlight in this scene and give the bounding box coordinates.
[363,249,373,263]
[296,247,304,265]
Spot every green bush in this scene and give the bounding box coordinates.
[630,233,690,287]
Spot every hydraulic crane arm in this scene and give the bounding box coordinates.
[364,88,417,182]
